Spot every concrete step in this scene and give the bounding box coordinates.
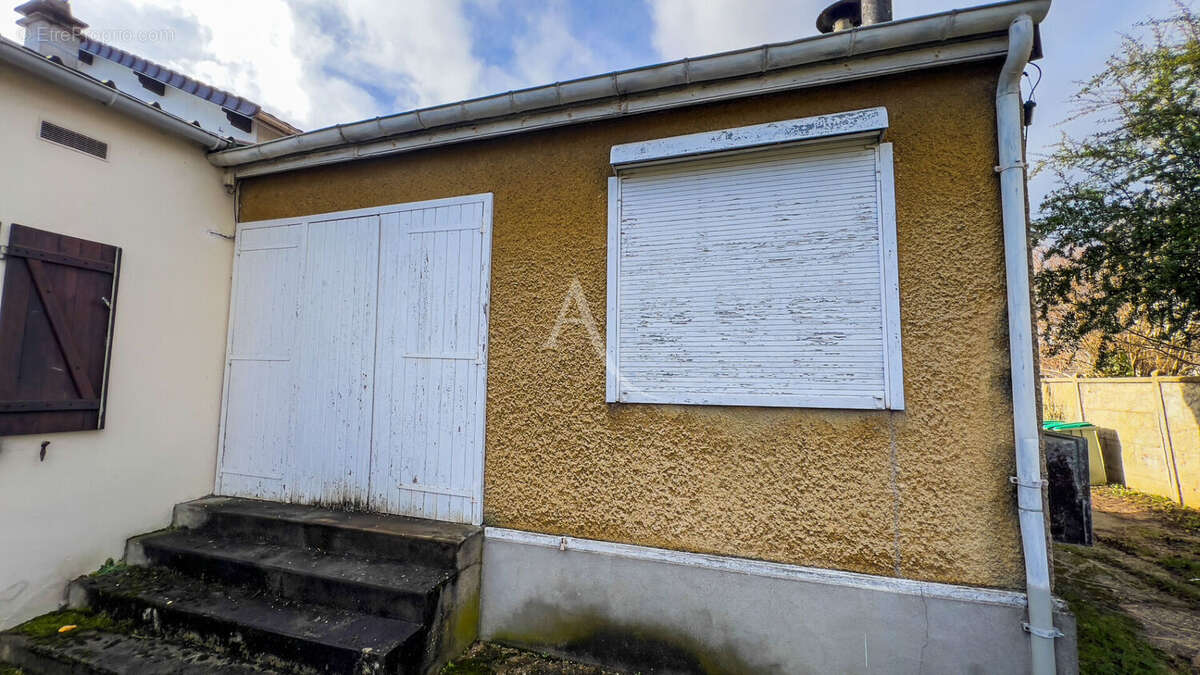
[69,567,424,675]
[171,497,481,571]
[129,530,452,624]
[0,631,274,674]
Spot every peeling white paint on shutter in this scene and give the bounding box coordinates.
[290,215,379,507]
[609,107,888,167]
[372,199,491,525]
[217,224,304,501]
[217,195,492,524]
[610,137,903,409]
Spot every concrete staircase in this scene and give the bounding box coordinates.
[0,496,482,674]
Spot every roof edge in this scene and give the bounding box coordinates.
[79,37,261,117]
[0,36,234,151]
[213,0,1051,174]
[255,109,303,136]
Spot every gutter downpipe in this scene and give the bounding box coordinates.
[997,15,1058,675]
[0,38,232,151]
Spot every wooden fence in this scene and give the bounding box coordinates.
[1042,376,1200,506]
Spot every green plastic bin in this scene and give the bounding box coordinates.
[1043,420,1107,484]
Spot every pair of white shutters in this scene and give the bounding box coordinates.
[607,135,903,409]
[217,195,492,525]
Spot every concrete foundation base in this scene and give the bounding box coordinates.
[480,528,1078,674]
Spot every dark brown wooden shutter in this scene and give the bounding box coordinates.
[0,224,121,435]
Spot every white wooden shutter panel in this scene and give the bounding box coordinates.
[610,136,902,409]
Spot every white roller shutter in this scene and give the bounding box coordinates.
[607,136,903,409]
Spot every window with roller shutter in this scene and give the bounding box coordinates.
[0,224,121,435]
[606,110,903,409]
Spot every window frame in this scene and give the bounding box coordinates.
[606,110,903,410]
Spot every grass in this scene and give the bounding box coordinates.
[1156,555,1200,577]
[1089,537,1200,603]
[1054,485,1200,672]
[1100,485,1200,532]
[1055,547,1175,674]
[0,665,26,675]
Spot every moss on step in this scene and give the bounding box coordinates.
[0,664,28,675]
[10,609,131,642]
[90,558,127,577]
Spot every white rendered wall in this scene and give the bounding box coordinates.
[0,61,233,629]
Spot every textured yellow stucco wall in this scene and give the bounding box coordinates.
[239,60,1025,588]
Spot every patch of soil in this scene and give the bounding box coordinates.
[1055,486,1200,673]
[442,643,621,675]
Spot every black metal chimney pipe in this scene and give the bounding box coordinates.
[861,0,893,25]
[816,0,893,33]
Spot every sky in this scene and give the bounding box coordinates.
[2,0,1187,210]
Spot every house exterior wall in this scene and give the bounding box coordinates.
[479,529,1077,674]
[238,60,1027,589]
[0,62,233,629]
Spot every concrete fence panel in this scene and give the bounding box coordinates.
[1042,376,1200,506]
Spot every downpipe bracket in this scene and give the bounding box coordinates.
[1023,622,1065,640]
[1011,474,1046,512]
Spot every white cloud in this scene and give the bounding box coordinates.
[309,0,485,112]
[4,0,1183,210]
[3,0,492,130]
[649,0,827,60]
[171,0,313,125]
[0,0,626,131]
[482,0,602,91]
[646,0,1190,211]
[648,0,986,60]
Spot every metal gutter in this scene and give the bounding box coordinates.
[0,36,234,151]
[212,0,1049,177]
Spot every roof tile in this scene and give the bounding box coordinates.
[79,37,259,117]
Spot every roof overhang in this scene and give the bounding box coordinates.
[212,0,1050,179]
[0,36,234,151]
[79,38,262,118]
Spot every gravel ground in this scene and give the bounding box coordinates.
[442,642,623,674]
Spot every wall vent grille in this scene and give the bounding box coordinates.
[39,121,108,159]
